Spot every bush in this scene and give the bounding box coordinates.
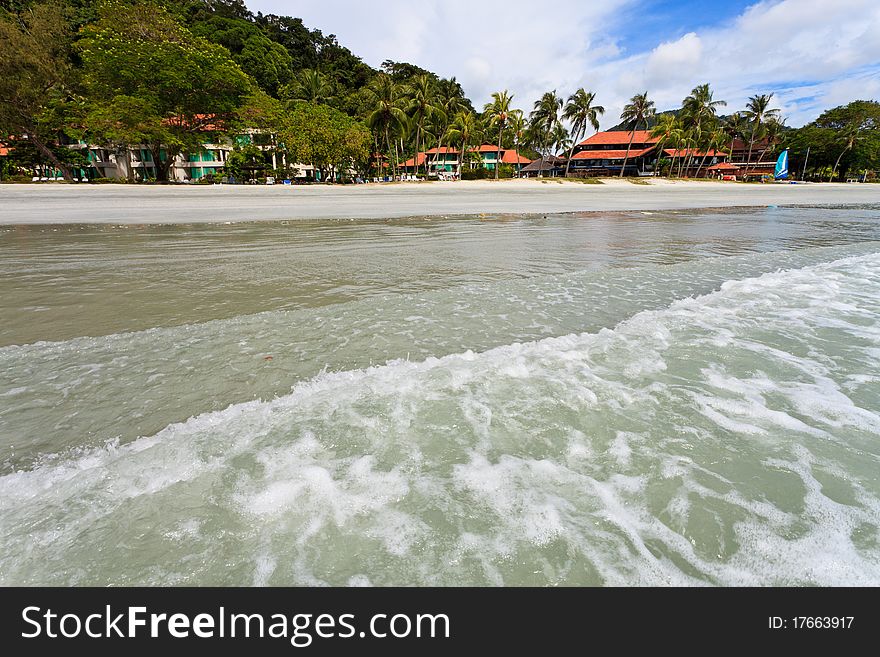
[2,174,36,183]
[461,167,488,180]
[497,164,514,179]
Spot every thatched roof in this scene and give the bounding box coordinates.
[522,155,566,172]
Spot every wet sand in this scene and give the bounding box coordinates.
[0,178,877,224]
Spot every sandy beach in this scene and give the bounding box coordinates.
[0,178,877,224]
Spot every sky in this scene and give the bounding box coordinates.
[247,0,880,129]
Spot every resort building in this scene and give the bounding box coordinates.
[50,129,320,182]
[401,145,531,175]
[567,130,660,176]
[725,137,777,177]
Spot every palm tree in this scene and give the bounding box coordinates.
[830,127,862,182]
[283,69,334,104]
[365,74,408,178]
[681,83,725,176]
[529,90,564,158]
[433,77,465,153]
[550,122,571,155]
[649,114,677,176]
[756,116,786,164]
[446,110,479,174]
[562,88,604,177]
[507,109,525,155]
[619,91,656,177]
[697,126,729,178]
[669,126,690,177]
[407,75,442,175]
[743,93,780,174]
[682,84,726,126]
[723,112,747,163]
[484,90,514,180]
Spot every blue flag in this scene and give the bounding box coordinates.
[774,149,789,180]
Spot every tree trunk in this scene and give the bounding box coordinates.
[149,144,175,182]
[495,124,503,180]
[619,129,636,177]
[830,148,849,182]
[654,140,665,176]
[123,147,134,183]
[745,125,757,178]
[696,151,711,178]
[683,144,694,178]
[28,132,74,182]
[565,125,580,178]
[414,123,421,177]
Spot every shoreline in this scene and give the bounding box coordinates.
[1,178,878,225]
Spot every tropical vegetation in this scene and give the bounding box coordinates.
[1,0,877,183]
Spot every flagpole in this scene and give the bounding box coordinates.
[802,146,810,181]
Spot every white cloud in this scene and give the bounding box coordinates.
[250,0,631,112]
[644,33,703,88]
[248,0,880,127]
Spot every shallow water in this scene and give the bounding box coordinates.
[1,205,879,585]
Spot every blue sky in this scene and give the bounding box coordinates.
[608,1,750,57]
[247,0,880,128]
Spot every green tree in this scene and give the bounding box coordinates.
[406,75,442,175]
[83,95,172,182]
[723,112,747,162]
[785,101,879,180]
[507,109,527,158]
[618,91,655,176]
[682,83,726,175]
[0,2,80,181]
[224,142,269,181]
[279,102,371,181]
[364,74,407,177]
[529,91,563,158]
[649,114,678,176]
[446,110,479,173]
[484,90,514,180]
[742,93,780,172]
[78,0,252,181]
[188,14,292,96]
[281,68,335,104]
[432,77,470,151]
[562,88,604,177]
[829,127,863,182]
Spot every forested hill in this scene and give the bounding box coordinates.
[1,0,472,114]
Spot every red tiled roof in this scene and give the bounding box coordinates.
[707,162,739,170]
[500,150,531,164]
[730,137,771,151]
[425,146,459,154]
[0,146,9,157]
[570,147,654,160]
[402,153,427,168]
[578,130,659,147]
[473,144,500,153]
[162,113,223,131]
[663,148,725,158]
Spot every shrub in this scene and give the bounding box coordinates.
[461,167,488,180]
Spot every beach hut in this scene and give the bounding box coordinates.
[522,155,566,178]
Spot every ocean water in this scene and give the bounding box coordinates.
[1,205,879,585]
